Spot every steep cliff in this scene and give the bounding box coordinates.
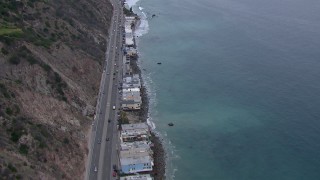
[0,0,112,179]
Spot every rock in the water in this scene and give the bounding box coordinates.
[168,122,174,126]
[157,62,162,65]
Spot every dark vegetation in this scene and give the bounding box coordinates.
[119,111,129,124]
[123,7,137,16]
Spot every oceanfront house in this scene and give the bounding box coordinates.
[120,141,152,151]
[120,147,153,159]
[120,174,153,180]
[122,123,149,132]
[120,155,153,174]
[122,74,142,110]
[121,123,150,142]
[123,56,131,75]
[123,74,141,88]
[120,141,153,158]
[125,33,134,47]
[125,17,135,47]
[125,47,138,57]
[121,127,149,142]
[122,91,141,110]
[121,99,141,110]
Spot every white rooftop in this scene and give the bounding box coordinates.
[122,123,149,131]
[120,174,153,180]
[120,155,153,165]
[121,141,151,150]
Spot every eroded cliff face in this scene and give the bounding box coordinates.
[0,0,112,179]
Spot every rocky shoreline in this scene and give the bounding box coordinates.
[130,57,166,180]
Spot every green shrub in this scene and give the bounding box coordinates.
[61,96,67,102]
[0,27,23,36]
[5,107,13,115]
[1,47,9,55]
[16,174,22,179]
[8,55,20,65]
[19,144,29,155]
[39,141,47,148]
[15,80,22,84]
[22,28,54,48]
[63,138,69,144]
[41,63,51,72]
[45,21,50,27]
[0,83,11,98]
[10,131,23,142]
[0,36,14,45]
[26,56,38,65]
[7,163,17,173]
[119,111,129,124]
[54,72,61,83]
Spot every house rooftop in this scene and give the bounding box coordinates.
[120,148,152,158]
[122,123,149,131]
[120,174,153,180]
[121,141,151,150]
[120,155,153,165]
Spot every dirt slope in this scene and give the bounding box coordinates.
[0,0,112,179]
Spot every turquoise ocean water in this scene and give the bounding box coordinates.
[129,0,320,179]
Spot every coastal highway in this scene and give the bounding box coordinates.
[85,0,124,179]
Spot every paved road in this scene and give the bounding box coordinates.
[85,0,124,179]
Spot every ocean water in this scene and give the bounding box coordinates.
[129,0,320,179]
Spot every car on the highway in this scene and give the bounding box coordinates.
[98,139,101,144]
[112,171,117,177]
[94,166,97,172]
[113,164,117,172]
[108,119,111,122]
[106,138,109,141]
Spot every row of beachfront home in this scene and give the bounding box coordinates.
[121,15,142,110]
[119,123,154,178]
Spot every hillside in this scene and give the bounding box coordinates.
[0,0,112,179]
